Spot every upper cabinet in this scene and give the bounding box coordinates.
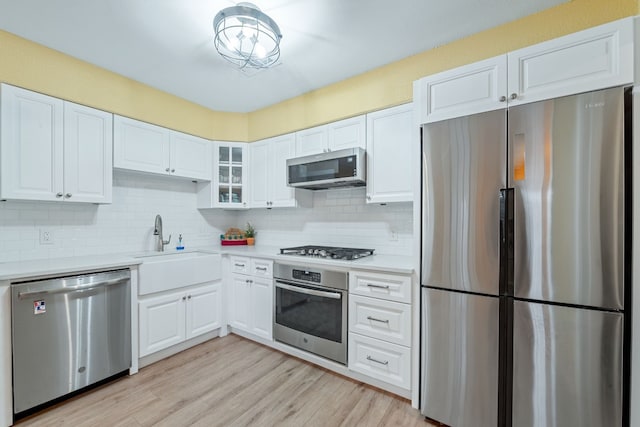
[295,115,366,156]
[113,115,211,181]
[0,84,112,203]
[249,133,311,209]
[365,103,414,204]
[415,18,634,123]
[198,142,249,209]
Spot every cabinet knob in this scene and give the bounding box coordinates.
[510,93,518,100]
[366,195,371,200]
[56,192,63,198]
[171,169,175,173]
[165,168,170,172]
[187,295,192,300]
[182,296,187,301]
[499,96,507,102]
[65,193,72,198]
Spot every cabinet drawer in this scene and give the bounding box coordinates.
[251,258,273,278]
[230,256,250,275]
[348,333,410,390]
[349,295,411,346]
[349,271,411,303]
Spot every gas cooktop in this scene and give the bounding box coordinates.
[280,245,375,261]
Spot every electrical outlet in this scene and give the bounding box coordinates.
[39,229,54,245]
[390,231,398,241]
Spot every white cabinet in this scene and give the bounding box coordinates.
[198,142,248,208]
[250,133,312,208]
[415,56,507,123]
[507,18,633,107]
[415,18,634,123]
[0,84,112,203]
[348,270,412,390]
[139,282,221,357]
[365,103,414,204]
[137,252,222,358]
[114,115,212,181]
[228,256,273,340]
[295,115,366,156]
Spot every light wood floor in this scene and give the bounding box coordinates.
[15,334,435,427]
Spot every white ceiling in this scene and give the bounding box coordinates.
[0,0,567,113]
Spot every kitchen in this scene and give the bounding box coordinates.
[1,0,640,426]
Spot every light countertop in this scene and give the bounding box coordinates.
[0,254,143,282]
[0,245,414,282]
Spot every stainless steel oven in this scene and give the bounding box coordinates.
[273,263,348,365]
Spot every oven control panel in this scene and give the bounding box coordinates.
[292,269,321,283]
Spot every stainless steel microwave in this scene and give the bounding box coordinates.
[286,147,366,190]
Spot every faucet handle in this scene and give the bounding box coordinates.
[163,234,172,245]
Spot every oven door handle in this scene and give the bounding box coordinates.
[275,282,342,300]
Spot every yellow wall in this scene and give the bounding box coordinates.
[0,30,248,141]
[248,0,639,141]
[0,0,637,142]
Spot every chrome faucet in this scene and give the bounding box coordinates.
[153,214,171,252]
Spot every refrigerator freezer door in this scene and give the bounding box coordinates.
[508,87,625,310]
[512,300,623,427]
[421,288,499,427]
[422,109,506,295]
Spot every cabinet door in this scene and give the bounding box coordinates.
[249,140,269,207]
[229,275,251,331]
[327,115,366,151]
[139,292,186,357]
[508,18,633,107]
[295,125,327,156]
[415,55,507,124]
[169,132,212,180]
[0,84,64,201]
[250,277,273,340]
[113,115,170,175]
[186,282,222,339]
[268,134,298,208]
[63,102,113,203]
[214,143,248,208]
[366,103,414,204]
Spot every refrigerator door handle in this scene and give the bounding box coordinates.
[499,188,514,295]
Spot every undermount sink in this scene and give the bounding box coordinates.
[136,250,221,295]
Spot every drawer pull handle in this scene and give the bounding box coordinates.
[256,267,268,271]
[366,283,390,290]
[235,263,245,267]
[367,316,389,324]
[366,355,389,366]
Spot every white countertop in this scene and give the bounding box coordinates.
[0,254,143,282]
[0,245,414,282]
[220,245,414,275]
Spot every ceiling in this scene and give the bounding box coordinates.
[0,0,567,113]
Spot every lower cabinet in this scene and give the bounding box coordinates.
[228,257,273,340]
[348,270,412,390]
[139,282,222,357]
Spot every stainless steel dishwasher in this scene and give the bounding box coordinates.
[11,269,131,415]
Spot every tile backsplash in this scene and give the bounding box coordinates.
[0,174,413,263]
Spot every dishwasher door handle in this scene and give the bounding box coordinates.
[18,277,130,299]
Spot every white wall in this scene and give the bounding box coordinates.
[0,172,236,263]
[0,176,414,263]
[241,188,413,256]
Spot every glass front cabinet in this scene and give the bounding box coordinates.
[197,142,249,209]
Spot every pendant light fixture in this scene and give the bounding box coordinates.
[213,2,282,69]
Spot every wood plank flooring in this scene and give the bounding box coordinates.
[15,334,435,427]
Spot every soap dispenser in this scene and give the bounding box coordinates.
[176,234,184,251]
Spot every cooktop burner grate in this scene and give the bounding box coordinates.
[280,245,375,260]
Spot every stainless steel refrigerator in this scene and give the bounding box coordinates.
[420,86,630,427]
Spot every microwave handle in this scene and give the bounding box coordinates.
[275,281,341,300]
